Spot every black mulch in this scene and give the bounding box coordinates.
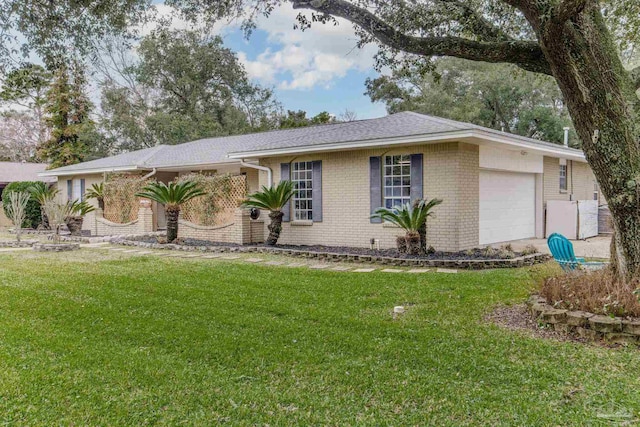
[129,236,529,260]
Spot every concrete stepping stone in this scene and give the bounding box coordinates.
[264,261,285,266]
[201,254,222,259]
[309,264,330,270]
[331,266,352,271]
[180,254,201,258]
[122,250,139,253]
[135,251,153,255]
[407,269,431,273]
[221,255,240,260]
[382,269,404,273]
[245,258,264,263]
[286,262,307,268]
[436,268,458,274]
[353,268,376,273]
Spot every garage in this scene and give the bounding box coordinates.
[479,170,536,245]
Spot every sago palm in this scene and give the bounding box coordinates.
[85,182,105,210]
[65,200,96,236]
[372,198,443,254]
[136,181,205,243]
[28,182,59,229]
[242,181,295,245]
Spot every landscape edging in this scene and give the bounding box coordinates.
[527,295,640,345]
[111,238,550,269]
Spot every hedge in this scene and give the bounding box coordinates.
[2,181,42,229]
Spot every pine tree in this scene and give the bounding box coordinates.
[38,62,94,169]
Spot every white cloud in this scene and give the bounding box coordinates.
[235,4,378,90]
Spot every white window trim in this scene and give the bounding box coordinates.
[291,161,313,221]
[559,163,568,192]
[383,154,412,209]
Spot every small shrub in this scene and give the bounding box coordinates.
[2,181,42,228]
[498,249,516,259]
[482,246,499,257]
[426,246,436,255]
[540,268,640,317]
[500,243,513,252]
[521,244,539,256]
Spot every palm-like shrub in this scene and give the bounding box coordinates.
[242,181,295,246]
[135,181,205,243]
[85,183,105,210]
[372,198,443,255]
[6,191,31,242]
[28,182,59,229]
[65,200,96,236]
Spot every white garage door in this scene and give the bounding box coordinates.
[479,170,536,245]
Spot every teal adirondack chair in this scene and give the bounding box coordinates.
[547,233,606,271]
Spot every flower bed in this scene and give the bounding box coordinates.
[527,295,640,345]
[113,237,549,270]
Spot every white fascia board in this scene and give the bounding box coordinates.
[228,129,587,162]
[38,165,140,177]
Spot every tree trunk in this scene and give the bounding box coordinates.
[65,216,84,236]
[40,206,50,230]
[405,232,421,255]
[533,4,640,281]
[266,211,284,246]
[166,207,180,243]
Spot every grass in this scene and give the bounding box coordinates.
[0,250,639,425]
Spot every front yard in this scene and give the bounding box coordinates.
[0,250,639,425]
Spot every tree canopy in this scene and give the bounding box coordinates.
[366,58,576,145]
[96,29,281,152]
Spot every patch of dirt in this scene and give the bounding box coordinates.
[486,304,594,346]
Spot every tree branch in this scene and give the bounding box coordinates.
[437,0,513,42]
[553,0,589,25]
[291,0,551,75]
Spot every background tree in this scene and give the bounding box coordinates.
[2,181,43,229]
[38,62,95,169]
[95,30,281,151]
[366,58,576,145]
[279,110,335,129]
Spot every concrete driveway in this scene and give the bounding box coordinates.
[508,235,611,259]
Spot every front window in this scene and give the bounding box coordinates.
[384,154,411,208]
[559,164,567,191]
[292,161,313,220]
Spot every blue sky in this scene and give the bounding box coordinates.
[201,4,388,120]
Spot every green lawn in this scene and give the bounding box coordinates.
[0,251,638,425]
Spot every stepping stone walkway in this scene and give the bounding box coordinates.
[72,244,461,275]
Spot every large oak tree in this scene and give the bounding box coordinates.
[3,0,640,279]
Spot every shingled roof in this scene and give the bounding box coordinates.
[42,112,586,176]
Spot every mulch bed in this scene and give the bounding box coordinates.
[131,236,527,261]
[486,304,627,348]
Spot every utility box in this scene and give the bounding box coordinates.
[546,200,599,240]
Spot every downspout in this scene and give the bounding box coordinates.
[240,160,272,187]
[141,168,157,180]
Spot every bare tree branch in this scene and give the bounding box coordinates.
[291,0,552,75]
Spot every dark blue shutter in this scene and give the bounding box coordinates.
[370,156,382,223]
[67,180,72,201]
[80,179,86,201]
[410,154,423,201]
[312,160,322,222]
[280,163,291,222]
